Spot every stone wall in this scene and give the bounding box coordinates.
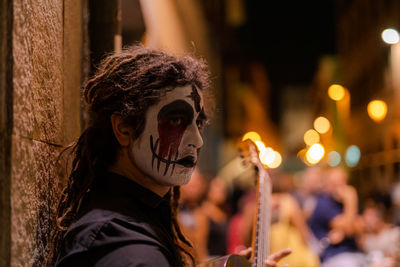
[0,0,13,265]
[9,0,83,265]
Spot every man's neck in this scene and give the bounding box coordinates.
[109,149,171,197]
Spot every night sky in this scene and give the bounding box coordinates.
[244,1,337,87]
[237,1,337,123]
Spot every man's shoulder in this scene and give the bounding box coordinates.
[56,208,169,266]
[68,208,162,247]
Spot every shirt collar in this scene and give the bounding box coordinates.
[95,172,171,209]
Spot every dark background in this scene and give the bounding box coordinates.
[243,1,336,86]
[206,1,337,124]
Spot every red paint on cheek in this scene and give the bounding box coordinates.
[157,119,187,159]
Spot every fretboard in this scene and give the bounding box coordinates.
[251,159,271,266]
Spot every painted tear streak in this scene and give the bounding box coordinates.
[154,100,194,175]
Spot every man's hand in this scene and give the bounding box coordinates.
[265,248,292,267]
[238,247,292,267]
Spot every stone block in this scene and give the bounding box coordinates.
[11,135,63,266]
[12,1,35,139]
[11,1,83,265]
[63,0,83,145]
[13,0,63,145]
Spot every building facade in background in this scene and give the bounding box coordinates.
[312,0,400,202]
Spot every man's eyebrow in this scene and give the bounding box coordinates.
[197,108,208,121]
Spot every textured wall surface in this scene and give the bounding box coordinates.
[0,0,13,265]
[11,0,82,265]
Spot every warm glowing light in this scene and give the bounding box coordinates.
[254,141,266,154]
[367,100,387,122]
[297,148,307,159]
[345,145,361,167]
[242,131,262,143]
[314,116,330,134]
[260,147,275,165]
[267,151,282,168]
[328,151,341,167]
[305,153,318,165]
[328,84,345,101]
[304,129,320,146]
[382,28,400,44]
[306,144,325,164]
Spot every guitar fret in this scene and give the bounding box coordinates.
[203,140,271,267]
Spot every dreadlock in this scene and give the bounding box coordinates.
[47,44,210,266]
[171,186,196,265]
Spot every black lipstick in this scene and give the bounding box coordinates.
[176,156,196,168]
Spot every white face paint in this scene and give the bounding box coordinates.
[130,85,206,186]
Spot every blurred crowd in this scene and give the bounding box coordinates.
[179,166,400,267]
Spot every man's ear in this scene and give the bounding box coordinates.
[110,114,133,147]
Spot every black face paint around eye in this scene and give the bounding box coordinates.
[152,100,195,175]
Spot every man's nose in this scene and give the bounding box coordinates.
[184,123,204,149]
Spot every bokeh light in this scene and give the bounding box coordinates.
[327,151,341,167]
[260,147,275,166]
[242,131,262,143]
[304,129,320,146]
[267,151,282,168]
[367,100,387,122]
[313,116,330,134]
[328,84,345,101]
[345,145,361,167]
[254,141,266,154]
[297,148,307,159]
[382,28,400,44]
[306,143,325,164]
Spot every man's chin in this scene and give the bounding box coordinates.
[153,169,194,187]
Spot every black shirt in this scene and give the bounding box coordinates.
[55,172,183,267]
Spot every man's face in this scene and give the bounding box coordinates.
[130,85,206,186]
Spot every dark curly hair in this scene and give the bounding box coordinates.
[48,45,211,266]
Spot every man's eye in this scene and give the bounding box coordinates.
[169,117,182,126]
[196,119,204,130]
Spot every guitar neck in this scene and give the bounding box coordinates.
[251,160,272,266]
[202,140,272,267]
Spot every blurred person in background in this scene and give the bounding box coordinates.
[179,169,209,262]
[269,171,320,267]
[200,177,230,259]
[390,180,400,226]
[227,189,257,255]
[359,199,400,267]
[292,165,323,220]
[227,170,317,267]
[308,167,366,267]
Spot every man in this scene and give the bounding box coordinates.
[308,167,365,267]
[51,45,290,266]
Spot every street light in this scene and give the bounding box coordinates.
[367,100,387,122]
[304,129,320,146]
[267,151,282,168]
[259,147,275,165]
[306,143,325,164]
[242,131,262,142]
[327,151,341,167]
[314,116,331,134]
[328,84,345,101]
[381,28,400,118]
[382,28,400,45]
